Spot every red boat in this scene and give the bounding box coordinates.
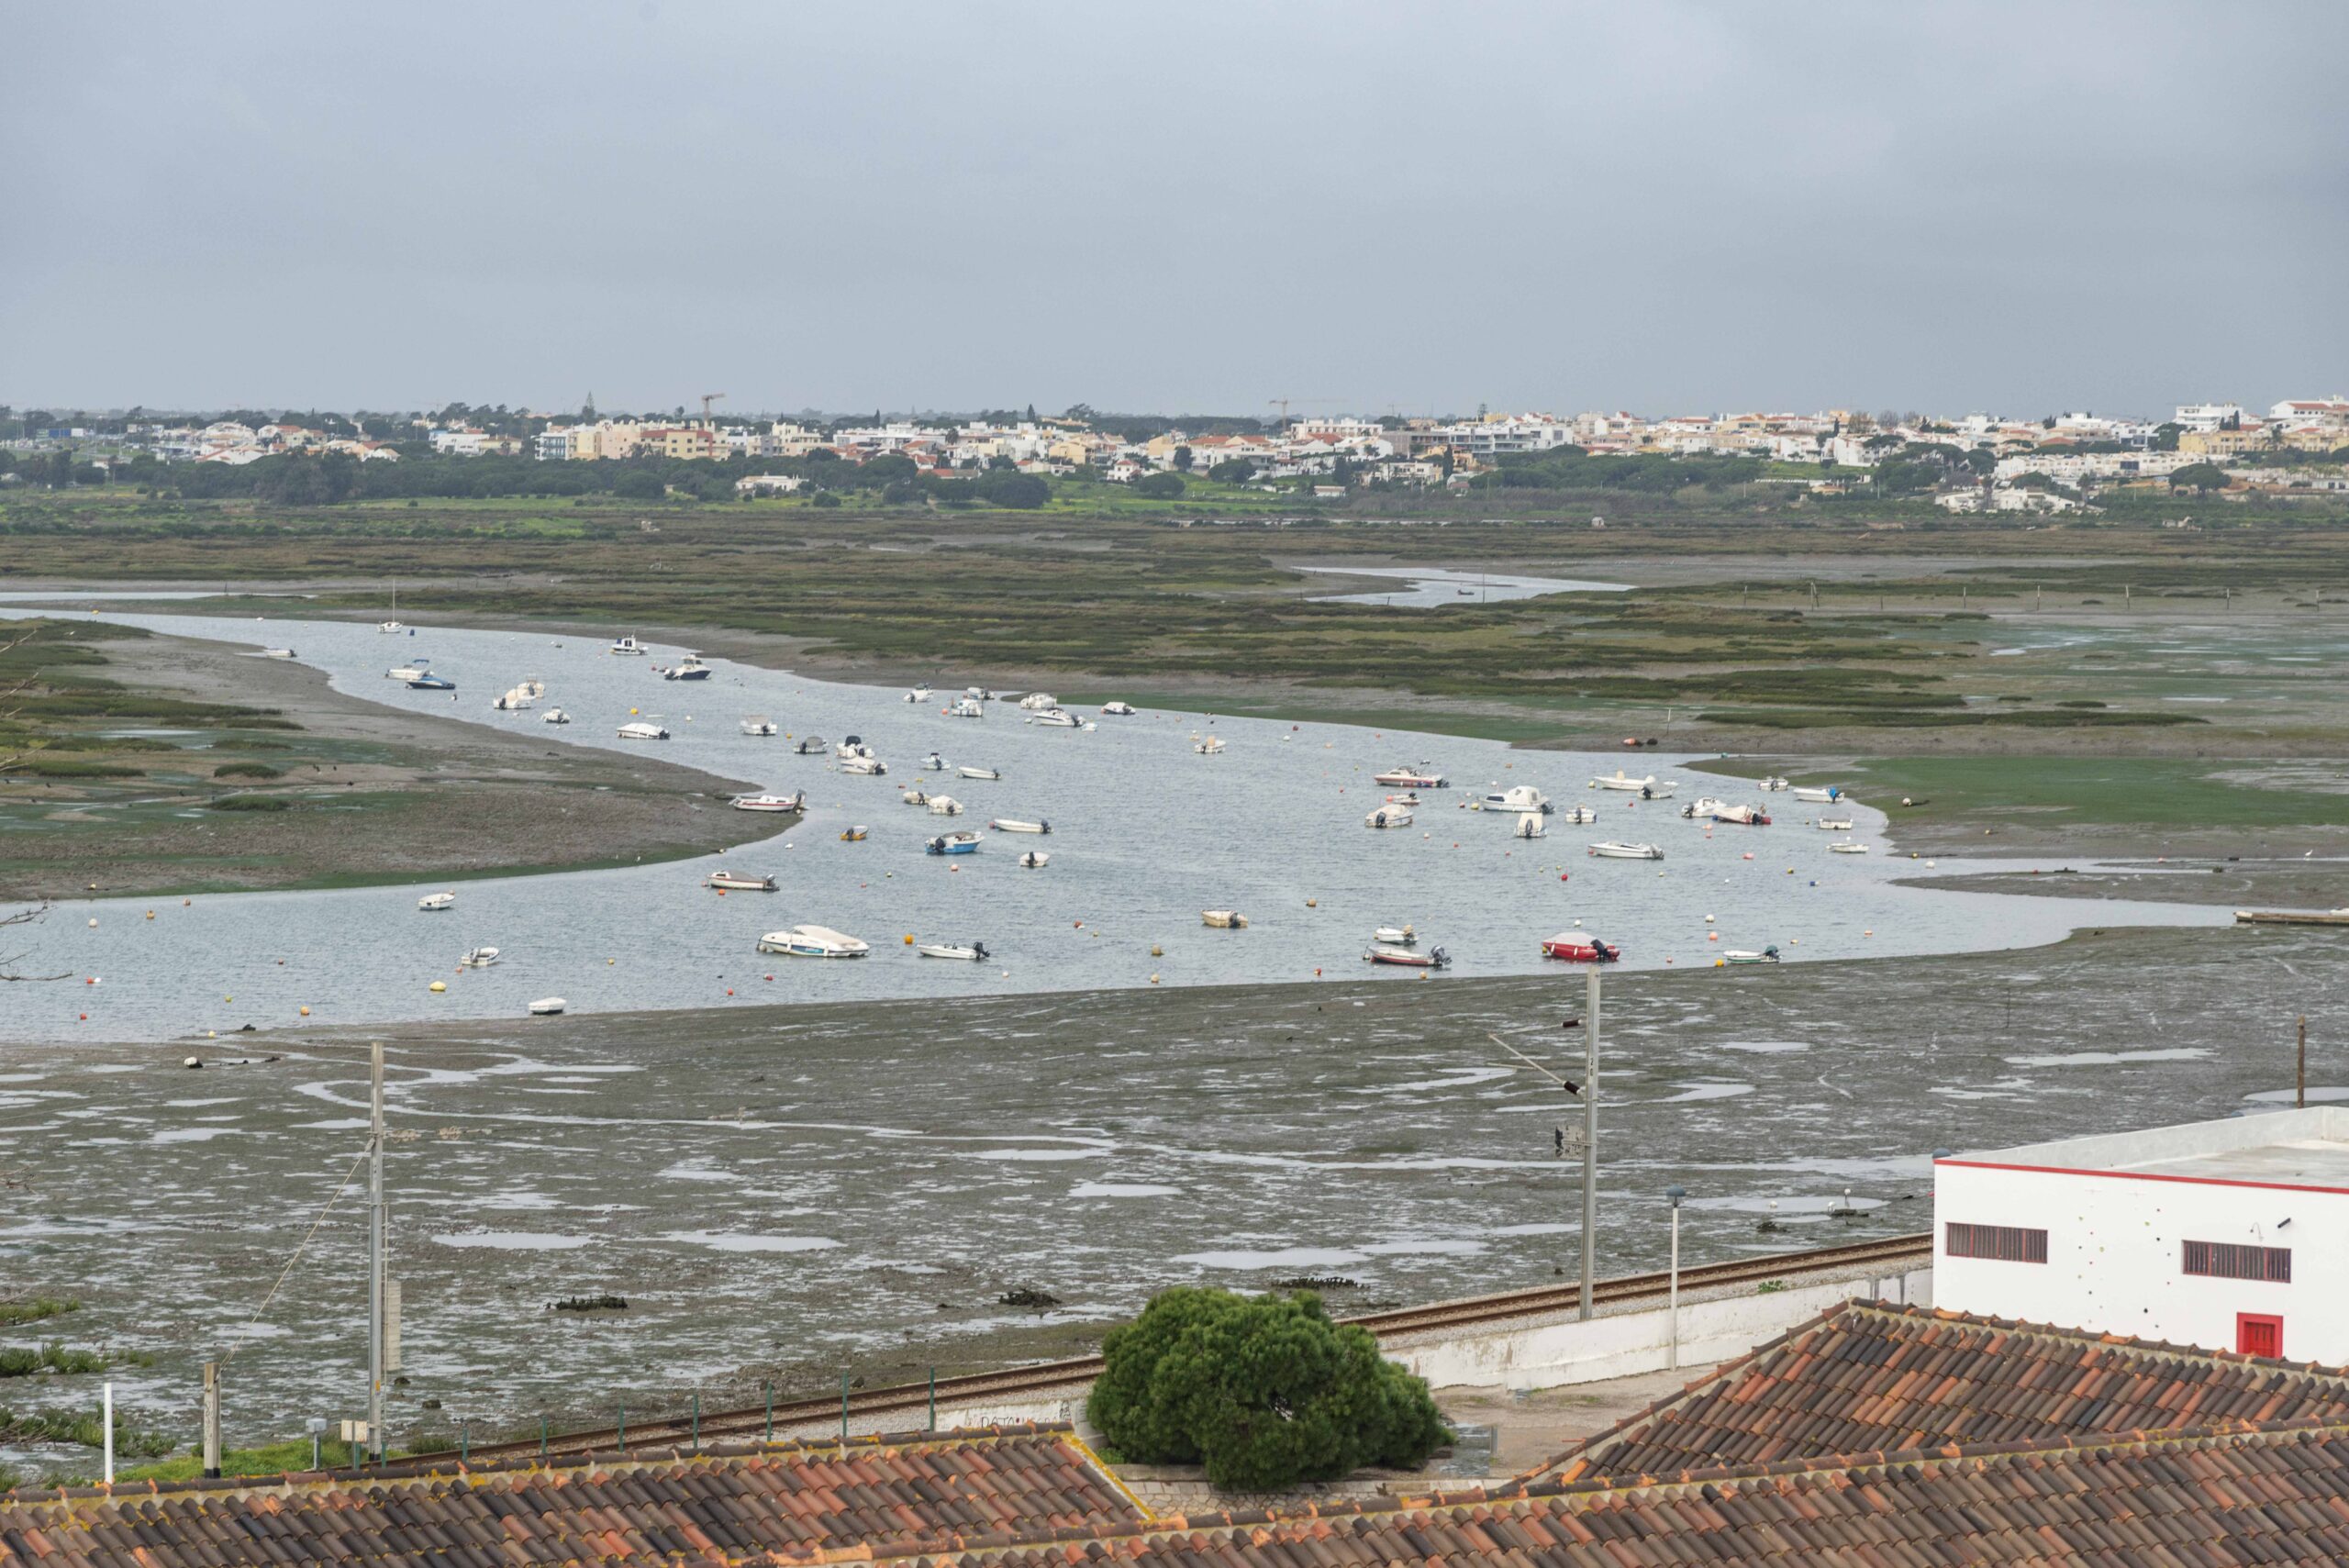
[1542,931,1620,962]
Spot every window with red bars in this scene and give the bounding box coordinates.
[2184,1240,2292,1283]
[1944,1221,2048,1263]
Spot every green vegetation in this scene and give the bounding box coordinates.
[204,793,293,811]
[1087,1287,1448,1489]
[0,1342,135,1378]
[0,1407,174,1460]
[0,1300,80,1329]
[212,761,285,779]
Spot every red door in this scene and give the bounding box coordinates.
[2238,1313,2283,1358]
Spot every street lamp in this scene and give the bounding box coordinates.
[1664,1185,1688,1370]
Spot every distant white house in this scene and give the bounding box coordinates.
[734,473,804,495]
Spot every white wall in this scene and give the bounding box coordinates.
[1935,1163,2338,1360]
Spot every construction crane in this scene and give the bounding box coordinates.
[1267,396,1341,433]
[700,392,727,427]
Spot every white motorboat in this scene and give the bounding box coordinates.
[1384,791,1421,807]
[1587,841,1664,860]
[732,792,805,813]
[386,661,430,683]
[1829,840,1870,854]
[379,621,406,634]
[1592,772,1675,798]
[458,946,500,969]
[948,698,985,718]
[1372,764,1446,789]
[1479,784,1551,814]
[925,830,984,855]
[1029,708,1078,728]
[1101,700,1137,715]
[542,707,571,725]
[740,716,778,737]
[959,765,999,780]
[964,686,995,701]
[527,996,566,1016]
[1558,805,1598,825]
[840,756,887,775]
[1018,692,1061,712]
[261,647,296,660]
[1372,924,1417,947]
[927,795,964,816]
[617,720,669,740]
[518,677,546,700]
[1681,797,1772,827]
[706,871,777,891]
[1816,816,1854,830]
[794,736,829,754]
[1193,735,1227,755]
[835,738,875,760]
[920,751,947,771]
[1364,807,1413,828]
[757,924,870,959]
[990,817,1049,834]
[417,892,456,911]
[904,685,933,703]
[1201,909,1250,929]
[1514,811,1547,839]
[901,789,931,807]
[918,940,991,962]
[492,684,538,711]
[1794,785,1843,804]
[657,653,712,682]
[1017,850,1051,869]
[1758,776,1790,792]
[610,634,648,656]
[1724,947,1782,964]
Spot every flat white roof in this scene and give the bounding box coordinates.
[1948,1106,2349,1194]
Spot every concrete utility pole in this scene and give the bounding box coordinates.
[369,1041,386,1462]
[2299,1016,2309,1109]
[201,1362,221,1477]
[1581,971,1600,1320]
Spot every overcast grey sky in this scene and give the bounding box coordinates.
[6,2,2344,417]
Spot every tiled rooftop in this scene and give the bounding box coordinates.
[0,1425,1140,1568]
[1543,1300,2349,1481]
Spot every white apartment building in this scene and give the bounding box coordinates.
[2175,403,2247,432]
[1433,415,1580,457]
[1935,1109,2349,1362]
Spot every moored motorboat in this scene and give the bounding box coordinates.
[1373,764,1446,789]
[1372,924,1416,946]
[417,891,457,911]
[1724,946,1782,964]
[386,661,430,682]
[740,716,778,737]
[1793,785,1843,804]
[542,707,571,725]
[840,755,887,775]
[795,736,829,754]
[379,620,406,634]
[918,940,991,962]
[407,673,455,690]
[840,825,869,841]
[1514,811,1547,839]
[732,791,804,813]
[1829,840,1869,853]
[1193,734,1227,754]
[925,830,984,855]
[902,789,931,806]
[835,738,875,760]
[948,697,985,718]
[990,817,1049,834]
[959,765,999,780]
[1557,805,1598,825]
[1587,841,1664,860]
[1542,931,1621,962]
[1364,807,1413,828]
[756,924,869,958]
[921,751,947,771]
[1681,797,1771,827]
[657,653,712,681]
[1030,707,1078,728]
[527,996,566,1016]
[1758,776,1790,792]
[459,946,500,969]
[1017,850,1051,868]
[1018,692,1060,712]
[1201,909,1249,929]
[1365,944,1449,969]
[927,795,964,816]
[1815,816,1854,830]
[1479,784,1551,814]
[1101,700,1137,715]
[904,685,933,703]
[706,871,777,892]
[1593,772,1675,799]
[617,720,669,740]
[492,684,537,710]
[609,634,647,656]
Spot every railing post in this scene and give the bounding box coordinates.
[540,1417,549,1460]
[840,1372,849,1440]
[460,1420,469,1462]
[928,1367,936,1433]
[763,1381,774,1443]
[618,1406,626,1455]
[692,1393,700,1455]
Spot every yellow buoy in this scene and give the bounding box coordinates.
[1305,898,1318,907]
[1151,944,1163,957]
[299,1006,311,1017]
[146,910,155,920]
[429,980,447,993]
[903,934,914,945]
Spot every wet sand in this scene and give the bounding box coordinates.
[6,920,2339,1472]
[0,630,764,901]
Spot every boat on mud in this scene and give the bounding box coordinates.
[706,871,777,892]
[527,996,566,1016]
[732,792,804,813]
[1365,944,1449,969]
[1373,764,1446,789]
[617,720,669,740]
[1793,785,1843,804]
[1542,930,1621,962]
[757,924,869,959]
[925,830,984,855]
[1587,841,1664,860]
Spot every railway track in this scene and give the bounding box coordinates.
[414,1232,1930,1467]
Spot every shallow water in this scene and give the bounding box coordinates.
[1,608,2226,1042]
[1297,566,1631,606]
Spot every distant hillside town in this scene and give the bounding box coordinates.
[6,397,2346,510]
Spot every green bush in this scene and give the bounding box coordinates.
[1086,1287,1447,1490]
[206,794,290,812]
[1133,473,1187,500]
[212,762,285,779]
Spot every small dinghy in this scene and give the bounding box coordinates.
[706,871,777,892]
[990,817,1049,834]
[733,792,804,813]
[840,755,887,775]
[458,946,500,969]
[528,996,567,1016]
[1587,841,1664,860]
[1829,840,1870,854]
[542,707,572,725]
[904,685,932,703]
[757,924,869,959]
[1758,776,1790,792]
[1384,791,1421,807]
[1372,924,1416,947]
[1542,931,1621,962]
[1724,946,1782,964]
[417,892,456,911]
[918,940,991,962]
[1815,816,1854,830]
[795,736,829,755]
[1018,850,1051,868]
[1794,785,1843,804]
[1365,944,1449,969]
[1364,808,1413,828]
[840,825,869,841]
[925,830,984,855]
[902,789,931,807]
[959,765,999,780]
[1201,909,1249,929]
[927,795,964,816]
[1514,812,1547,840]
[740,716,778,737]
[1557,805,1598,825]
[1193,735,1227,754]
[1101,700,1137,715]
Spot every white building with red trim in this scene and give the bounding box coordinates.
[1934,1109,2346,1362]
